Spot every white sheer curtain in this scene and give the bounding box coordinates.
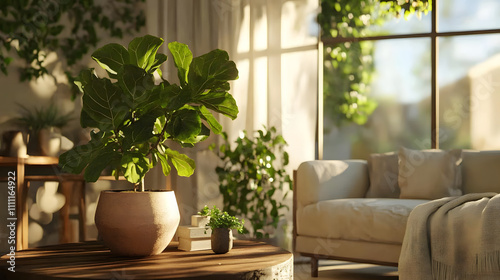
[146,0,318,230]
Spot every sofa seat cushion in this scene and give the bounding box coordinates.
[297,198,429,244]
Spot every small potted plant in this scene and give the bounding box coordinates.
[12,104,73,156]
[199,205,244,254]
[59,35,239,256]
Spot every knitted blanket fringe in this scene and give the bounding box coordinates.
[399,193,500,280]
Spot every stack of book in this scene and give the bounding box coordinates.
[177,215,212,251]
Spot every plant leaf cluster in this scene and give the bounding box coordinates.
[58,35,239,185]
[212,126,292,239]
[199,205,244,233]
[0,0,145,96]
[11,104,73,133]
[318,0,431,126]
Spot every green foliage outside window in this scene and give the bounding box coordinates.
[318,0,431,126]
[0,0,146,97]
[211,127,292,239]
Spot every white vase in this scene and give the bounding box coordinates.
[38,127,61,156]
[94,190,180,257]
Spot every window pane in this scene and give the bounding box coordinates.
[439,0,500,32]
[319,1,431,38]
[439,34,500,150]
[281,0,318,48]
[323,39,431,160]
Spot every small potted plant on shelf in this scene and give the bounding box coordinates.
[58,34,239,256]
[211,126,292,240]
[12,104,73,156]
[199,205,244,254]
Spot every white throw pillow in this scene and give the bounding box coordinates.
[398,147,463,200]
[366,152,400,198]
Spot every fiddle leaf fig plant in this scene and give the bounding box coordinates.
[59,35,239,189]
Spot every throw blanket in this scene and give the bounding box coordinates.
[399,193,500,280]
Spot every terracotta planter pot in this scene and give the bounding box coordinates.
[94,190,180,257]
[211,228,233,254]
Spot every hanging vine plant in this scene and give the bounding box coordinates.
[0,0,146,97]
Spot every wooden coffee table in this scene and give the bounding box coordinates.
[0,240,293,279]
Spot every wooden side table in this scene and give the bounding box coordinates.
[0,156,86,250]
[0,240,293,279]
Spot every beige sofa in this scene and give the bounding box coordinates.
[293,150,500,277]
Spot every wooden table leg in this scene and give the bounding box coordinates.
[15,158,27,251]
[59,182,72,244]
[77,181,86,241]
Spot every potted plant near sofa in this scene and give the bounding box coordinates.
[59,34,239,256]
[199,205,244,254]
[212,126,292,240]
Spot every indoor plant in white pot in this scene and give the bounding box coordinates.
[199,206,244,254]
[12,104,73,156]
[59,34,239,256]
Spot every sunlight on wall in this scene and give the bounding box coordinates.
[237,4,250,53]
[253,4,268,51]
[29,203,53,225]
[36,182,66,214]
[254,57,268,127]
[281,1,318,49]
[28,222,44,244]
[28,52,59,99]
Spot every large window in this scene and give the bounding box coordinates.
[321,0,500,160]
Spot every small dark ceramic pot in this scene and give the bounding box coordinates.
[211,228,233,254]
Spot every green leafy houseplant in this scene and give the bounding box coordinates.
[12,104,73,134]
[199,205,244,233]
[11,104,73,156]
[212,126,292,238]
[58,34,239,190]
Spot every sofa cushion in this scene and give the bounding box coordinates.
[296,198,429,244]
[398,147,463,200]
[366,152,400,198]
[462,150,500,194]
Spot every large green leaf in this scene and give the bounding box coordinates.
[81,74,129,130]
[156,152,172,176]
[117,64,155,109]
[196,91,239,120]
[122,115,156,148]
[148,53,167,74]
[160,84,190,111]
[188,49,238,96]
[80,109,99,128]
[91,43,129,77]
[121,153,151,183]
[58,131,107,174]
[168,42,193,86]
[84,146,119,182]
[128,35,164,72]
[165,148,195,177]
[167,109,201,142]
[197,105,222,134]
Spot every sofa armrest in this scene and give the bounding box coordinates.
[296,160,369,209]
